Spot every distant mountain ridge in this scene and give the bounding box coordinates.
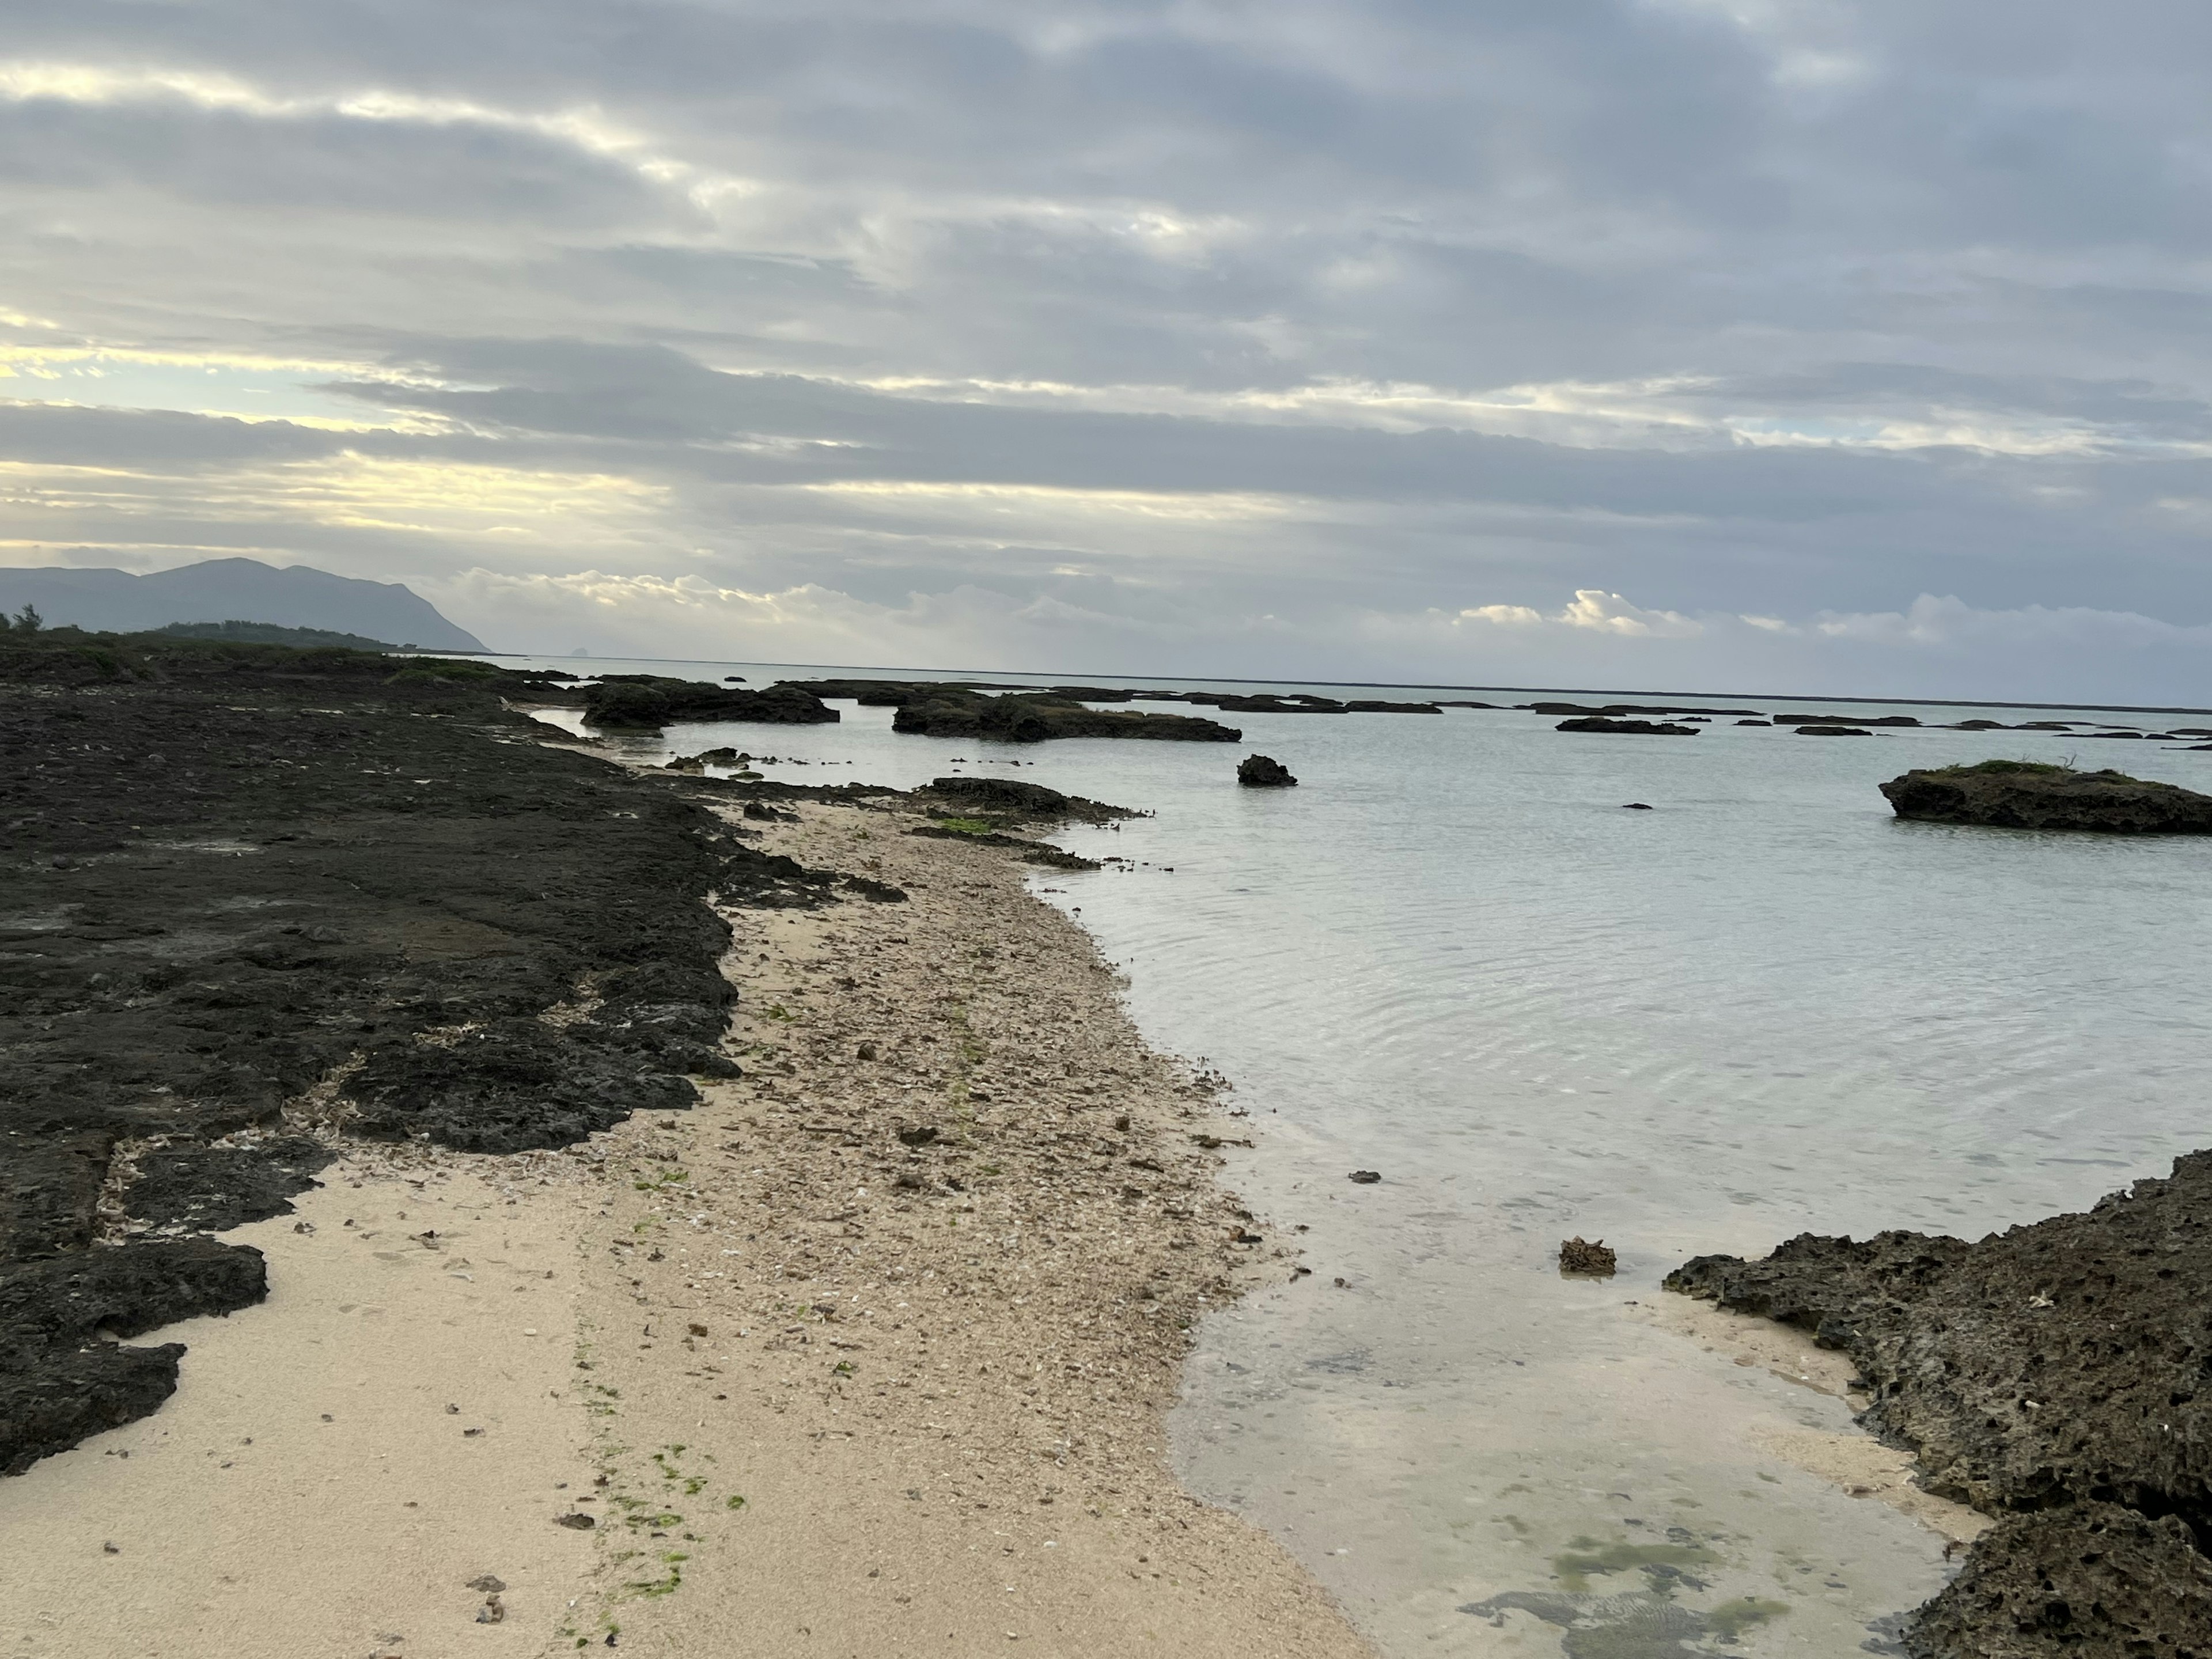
[0,558,486,651]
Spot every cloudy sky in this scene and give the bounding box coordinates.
[3,1,2210,699]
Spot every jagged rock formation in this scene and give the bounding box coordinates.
[1668,1152,2212,1657]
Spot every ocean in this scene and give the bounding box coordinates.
[516,657,2212,1656]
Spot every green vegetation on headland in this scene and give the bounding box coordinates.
[151,619,407,651]
[0,618,534,689]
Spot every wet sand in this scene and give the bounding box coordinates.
[1,795,1370,1658]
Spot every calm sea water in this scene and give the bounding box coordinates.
[516,657,2212,1657]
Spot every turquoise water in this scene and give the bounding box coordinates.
[518,658,2212,1655]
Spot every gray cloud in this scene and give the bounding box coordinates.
[0,1,2207,696]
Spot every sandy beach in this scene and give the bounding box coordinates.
[1,790,1373,1658]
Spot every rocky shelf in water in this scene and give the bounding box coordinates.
[779,680,1242,743]
[1667,1151,2212,1658]
[1881,762,2212,834]
[1555,715,1698,736]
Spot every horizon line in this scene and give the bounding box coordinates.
[449,649,2212,720]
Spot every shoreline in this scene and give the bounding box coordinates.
[551,796,1371,1654]
[1,785,1372,1657]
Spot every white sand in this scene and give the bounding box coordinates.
[0,1143,600,1657]
[1,796,1371,1659]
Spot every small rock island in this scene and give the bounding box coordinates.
[1880,760,2212,834]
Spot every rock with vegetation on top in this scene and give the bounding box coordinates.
[1880,761,2212,834]
[1237,754,1298,787]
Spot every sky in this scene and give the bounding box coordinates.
[2,1,2210,700]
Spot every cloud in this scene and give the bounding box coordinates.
[0,2,2207,702]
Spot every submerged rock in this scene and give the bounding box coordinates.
[1880,762,2212,834]
[1555,717,1696,736]
[1237,754,1298,787]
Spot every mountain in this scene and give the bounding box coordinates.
[0,558,486,652]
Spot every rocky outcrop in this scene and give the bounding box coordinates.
[1666,1150,2212,1658]
[2,1238,270,1474]
[580,677,837,729]
[911,775,1123,827]
[1555,717,1696,736]
[1880,763,2212,834]
[888,686,1240,743]
[922,775,1075,816]
[0,632,863,1474]
[1527,701,1762,718]
[1237,754,1298,787]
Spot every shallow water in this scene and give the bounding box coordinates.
[516,657,2212,1656]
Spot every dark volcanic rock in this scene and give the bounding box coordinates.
[0,629,861,1472]
[1343,699,1441,714]
[1912,1504,2212,1659]
[1237,754,1298,787]
[1555,717,1697,736]
[2,1236,267,1474]
[914,775,1130,826]
[1529,701,1761,718]
[1211,694,1343,714]
[349,1020,703,1152]
[1880,762,2212,834]
[1799,725,1872,736]
[581,678,836,730]
[923,775,1073,816]
[1666,1150,2212,1658]
[889,685,1240,744]
[127,1138,337,1233]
